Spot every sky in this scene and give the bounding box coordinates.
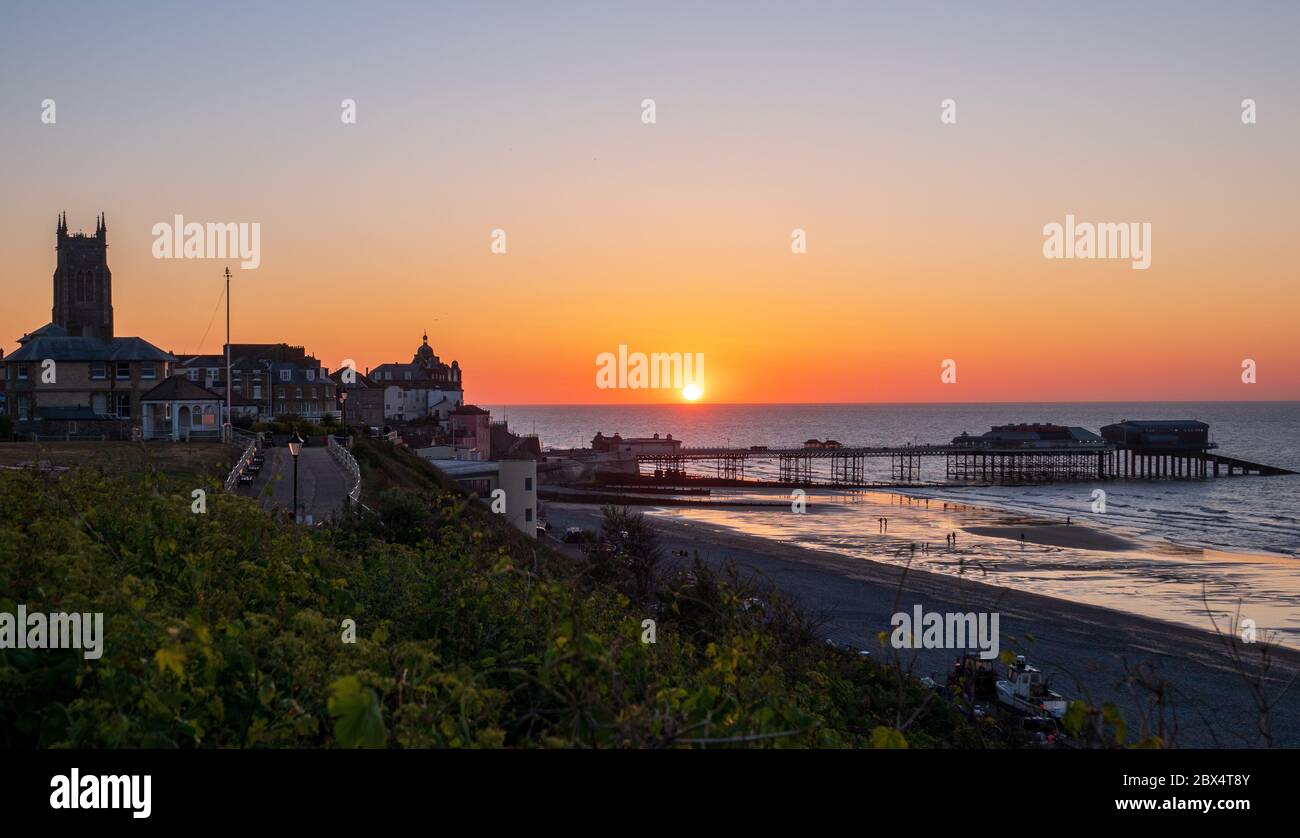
[1,1,1298,404]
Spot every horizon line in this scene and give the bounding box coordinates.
[477,399,1300,407]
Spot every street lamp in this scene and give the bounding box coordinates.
[288,431,304,522]
[339,389,348,433]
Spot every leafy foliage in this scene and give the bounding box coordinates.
[0,440,1004,748]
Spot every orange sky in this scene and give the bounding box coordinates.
[2,3,1297,404]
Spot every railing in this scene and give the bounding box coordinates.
[224,430,263,492]
[328,436,362,504]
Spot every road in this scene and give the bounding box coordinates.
[239,445,351,524]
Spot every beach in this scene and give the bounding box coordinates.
[545,498,1300,747]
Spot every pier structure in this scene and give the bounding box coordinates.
[1100,419,1292,477]
[625,419,1295,487]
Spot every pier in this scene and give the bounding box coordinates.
[617,420,1296,488]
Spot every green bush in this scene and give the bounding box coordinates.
[0,440,1006,748]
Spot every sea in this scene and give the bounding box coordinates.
[487,402,1300,645]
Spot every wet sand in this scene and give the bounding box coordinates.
[545,501,1300,748]
[963,524,1137,552]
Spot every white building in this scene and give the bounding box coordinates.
[416,452,539,538]
[369,332,464,426]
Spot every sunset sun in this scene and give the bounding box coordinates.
[682,383,703,402]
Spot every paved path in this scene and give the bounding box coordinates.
[240,445,351,524]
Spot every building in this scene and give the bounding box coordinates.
[4,328,175,438]
[415,453,539,538]
[591,432,682,455]
[4,216,177,437]
[450,404,491,457]
[951,423,1104,448]
[490,419,542,460]
[1100,420,1210,452]
[803,438,842,449]
[139,376,226,440]
[328,368,385,430]
[368,333,464,425]
[174,343,338,421]
[52,212,114,340]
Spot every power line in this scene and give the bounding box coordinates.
[191,281,226,356]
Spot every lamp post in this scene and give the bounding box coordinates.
[224,267,232,443]
[288,431,304,522]
[339,388,348,434]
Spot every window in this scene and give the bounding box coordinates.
[280,370,291,382]
[92,393,107,414]
[253,384,262,399]
[17,364,28,381]
[311,387,318,399]
[525,508,534,523]
[75,271,96,304]
[114,393,130,417]
[18,397,29,420]
[524,477,533,491]
[187,369,199,381]
[91,362,107,380]
[141,363,157,379]
[295,388,302,399]
[115,362,130,380]
[306,370,314,381]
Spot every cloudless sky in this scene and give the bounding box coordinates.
[2,1,1298,403]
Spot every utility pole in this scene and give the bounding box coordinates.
[225,266,232,442]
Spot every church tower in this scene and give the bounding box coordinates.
[52,212,114,339]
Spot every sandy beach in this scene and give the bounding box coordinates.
[545,499,1300,748]
[963,524,1137,552]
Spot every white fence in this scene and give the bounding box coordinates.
[329,436,362,505]
[224,430,263,492]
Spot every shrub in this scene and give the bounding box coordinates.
[0,439,1005,749]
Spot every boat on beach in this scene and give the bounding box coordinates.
[996,655,1068,719]
[945,653,999,710]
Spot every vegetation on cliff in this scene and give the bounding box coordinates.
[0,438,1008,748]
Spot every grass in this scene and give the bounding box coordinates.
[0,440,240,481]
